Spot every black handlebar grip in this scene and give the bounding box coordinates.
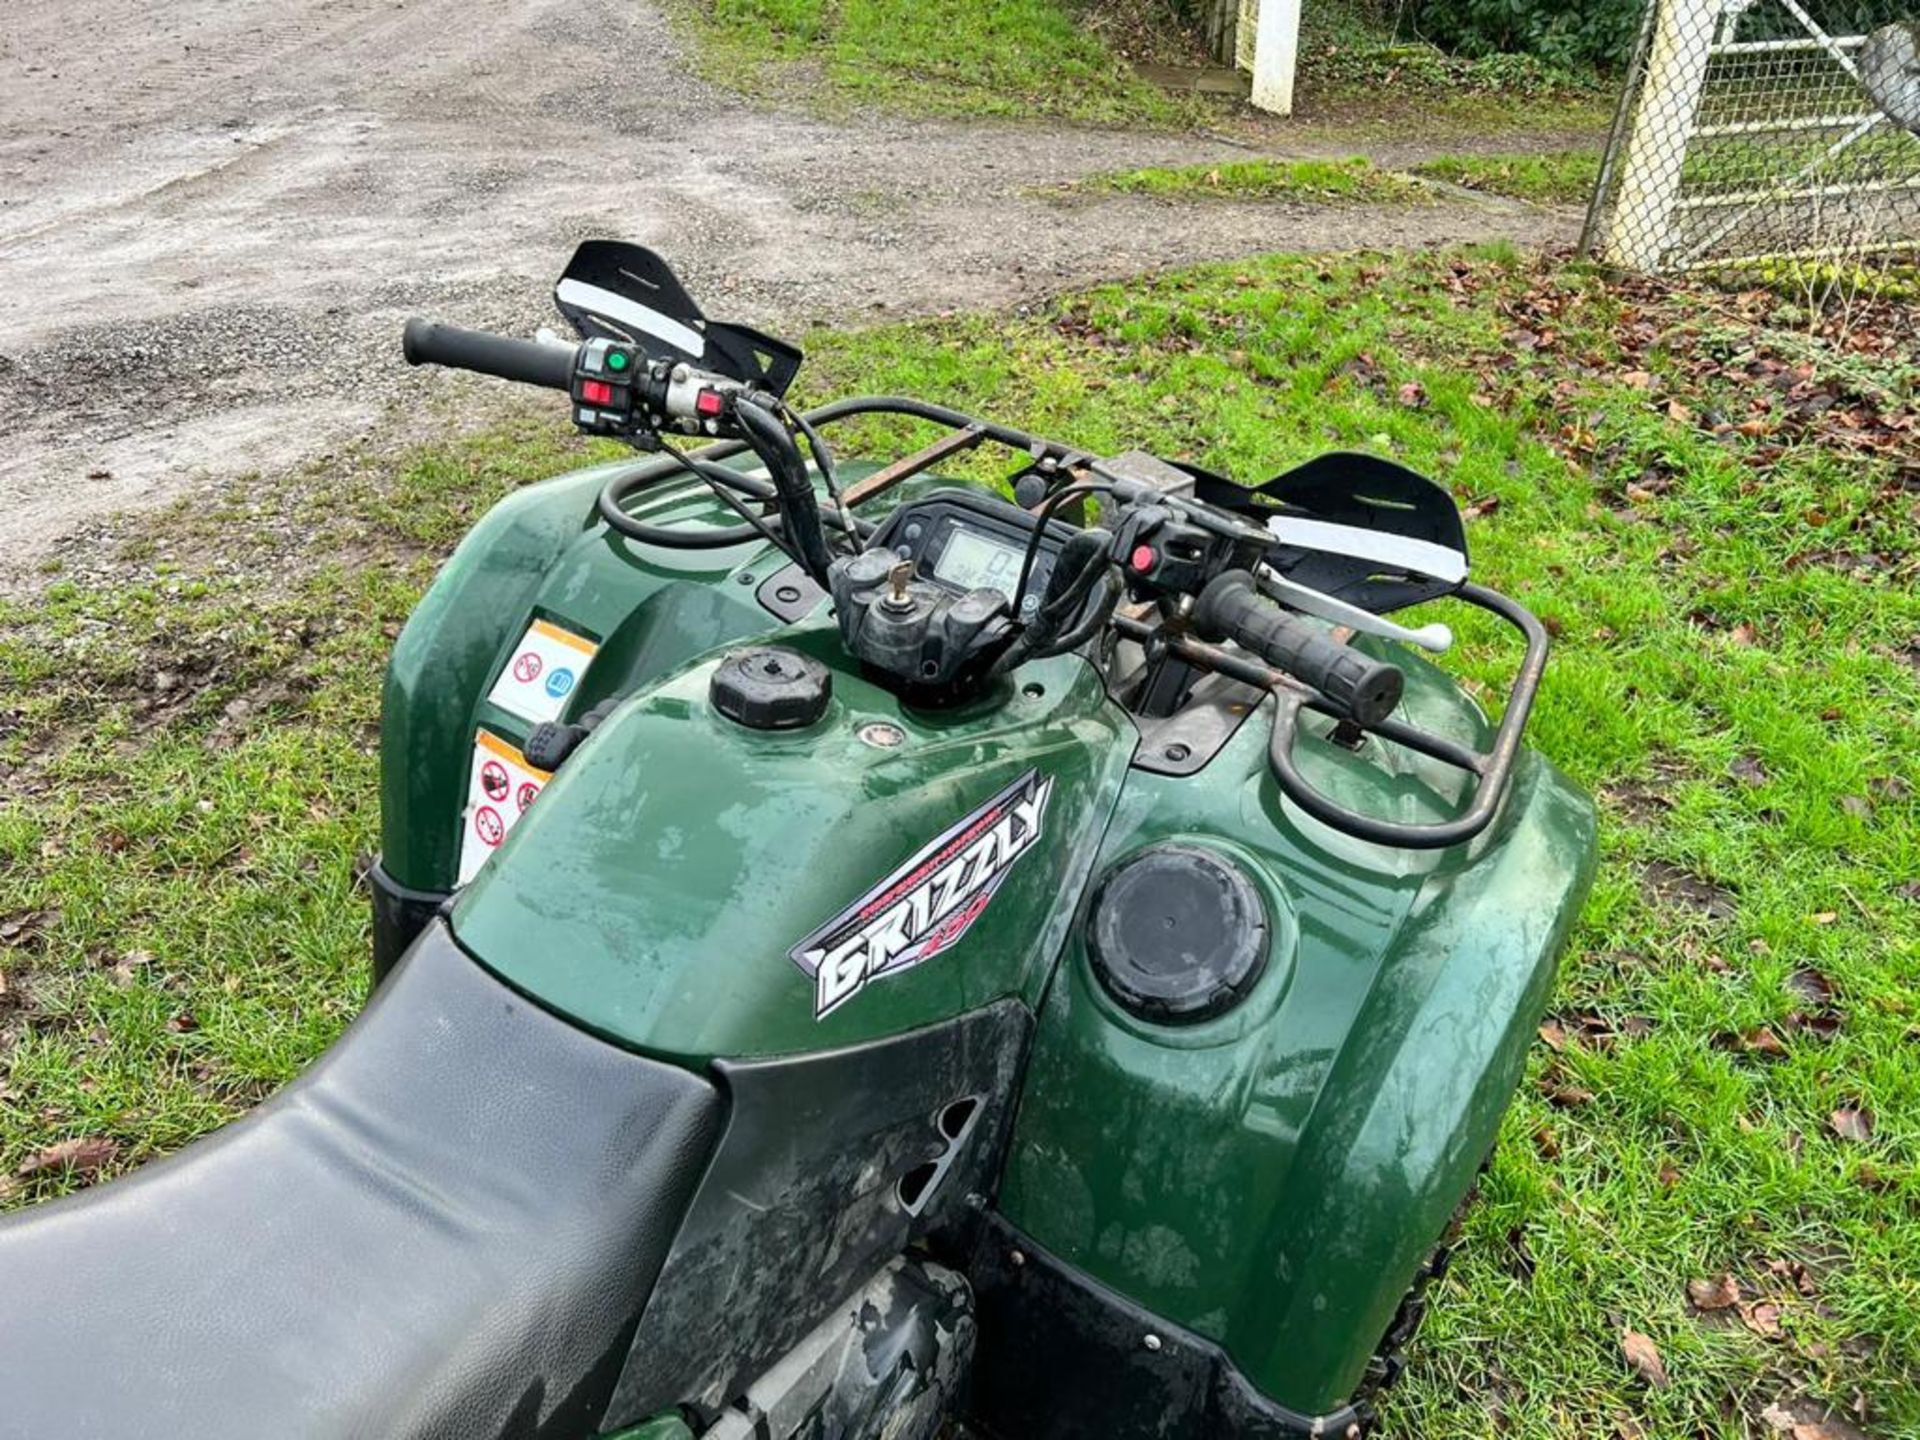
[402,319,576,391]
[1192,570,1404,725]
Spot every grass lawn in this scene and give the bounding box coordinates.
[671,0,1617,139]
[4,249,1918,1437]
[671,0,1211,126]
[1412,148,1603,205]
[1061,154,1429,203]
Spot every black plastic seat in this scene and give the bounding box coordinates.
[0,923,721,1440]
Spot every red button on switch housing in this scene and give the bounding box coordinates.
[1129,544,1157,573]
[581,379,614,406]
[695,388,725,417]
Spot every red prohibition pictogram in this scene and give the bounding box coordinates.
[516,782,539,813]
[474,806,506,848]
[480,759,511,801]
[512,651,543,684]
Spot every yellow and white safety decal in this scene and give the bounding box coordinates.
[486,618,599,725]
[457,729,553,885]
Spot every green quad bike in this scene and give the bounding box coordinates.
[0,244,1596,1440]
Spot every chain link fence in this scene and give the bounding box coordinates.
[1580,0,1920,296]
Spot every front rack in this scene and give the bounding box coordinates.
[1116,586,1547,850]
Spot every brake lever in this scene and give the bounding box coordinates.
[1256,565,1453,654]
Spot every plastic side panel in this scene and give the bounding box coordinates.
[1001,736,1596,1417]
[380,458,777,892]
[380,461,621,889]
[604,1003,1029,1426]
[1244,752,1597,1413]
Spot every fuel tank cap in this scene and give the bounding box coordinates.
[711,647,831,730]
[1087,845,1269,1024]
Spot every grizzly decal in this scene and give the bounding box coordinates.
[790,770,1053,1018]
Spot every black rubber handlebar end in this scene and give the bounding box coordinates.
[401,318,432,367]
[1345,662,1404,728]
[397,318,576,391]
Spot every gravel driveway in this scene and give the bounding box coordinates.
[0,0,1569,579]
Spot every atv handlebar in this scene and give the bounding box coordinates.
[403,319,576,391]
[400,314,1545,849]
[1192,570,1403,727]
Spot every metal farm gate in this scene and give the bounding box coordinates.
[1582,1,1920,287]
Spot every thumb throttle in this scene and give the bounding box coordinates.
[1192,571,1404,726]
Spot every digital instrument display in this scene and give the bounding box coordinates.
[933,527,1026,598]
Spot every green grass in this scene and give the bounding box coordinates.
[1413,148,1601,204]
[674,0,1210,126]
[1066,155,1429,203]
[673,0,1615,139]
[1287,0,1615,132]
[4,252,1919,1437]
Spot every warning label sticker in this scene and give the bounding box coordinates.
[458,730,553,885]
[486,618,598,725]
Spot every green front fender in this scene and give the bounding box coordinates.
[1000,709,1597,1416]
[1247,749,1596,1412]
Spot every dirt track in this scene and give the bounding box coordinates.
[0,0,1571,577]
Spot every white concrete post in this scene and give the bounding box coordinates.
[1605,0,1718,269]
[1249,0,1302,116]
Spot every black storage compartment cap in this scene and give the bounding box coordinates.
[1088,845,1268,1024]
[711,647,832,730]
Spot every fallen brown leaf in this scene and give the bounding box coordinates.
[109,948,155,988]
[17,1135,119,1179]
[1829,1106,1873,1143]
[1462,494,1501,521]
[1620,1328,1669,1388]
[1788,969,1836,1005]
[1766,1257,1816,1296]
[1785,1010,1841,1040]
[1544,1080,1595,1108]
[1688,1273,1741,1310]
[1869,774,1911,802]
[1741,1300,1784,1339]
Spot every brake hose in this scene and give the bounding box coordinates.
[595,444,872,551]
[734,397,835,583]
